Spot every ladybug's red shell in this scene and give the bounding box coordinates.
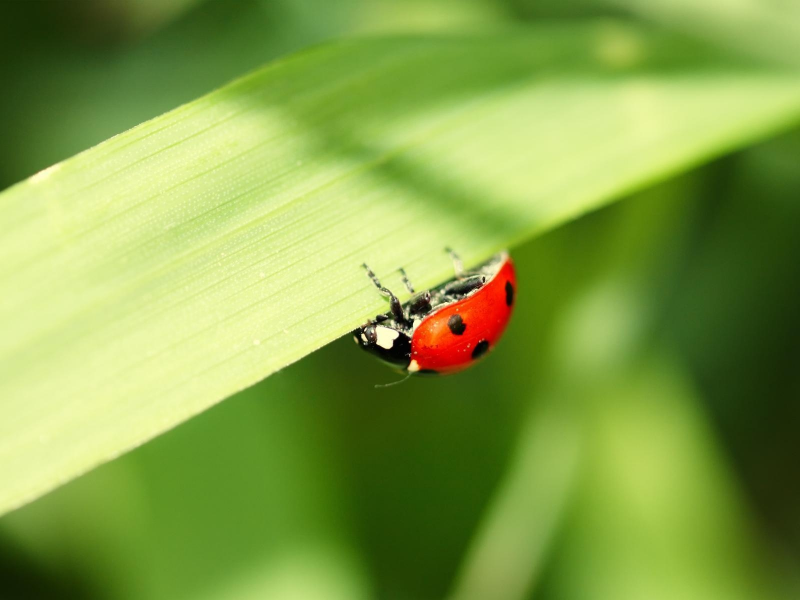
[408,256,515,375]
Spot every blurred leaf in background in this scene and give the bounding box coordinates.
[0,0,507,187]
[1,0,800,599]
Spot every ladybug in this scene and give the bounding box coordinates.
[354,250,515,376]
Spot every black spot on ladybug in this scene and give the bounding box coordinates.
[472,340,490,360]
[447,314,466,335]
[505,281,514,306]
[418,369,439,376]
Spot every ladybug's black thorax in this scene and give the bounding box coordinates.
[353,323,412,369]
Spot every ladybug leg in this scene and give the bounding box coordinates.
[407,291,432,316]
[362,263,408,326]
[442,274,485,296]
[399,268,433,316]
[445,247,465,278]
[399,268,415,294]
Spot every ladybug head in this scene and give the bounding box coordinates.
[353,322,412,370]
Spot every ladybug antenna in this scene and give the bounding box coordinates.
[374,372,412,389]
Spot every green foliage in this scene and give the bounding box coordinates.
[2,21,800,518]
[2,1,800,598]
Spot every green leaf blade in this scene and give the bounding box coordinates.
[2,23,800,516]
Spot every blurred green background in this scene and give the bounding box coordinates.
[2,1,799,599]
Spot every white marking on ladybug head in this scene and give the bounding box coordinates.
[375,326,400,349]
[360,332,368,344]
[407,359,420,372]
